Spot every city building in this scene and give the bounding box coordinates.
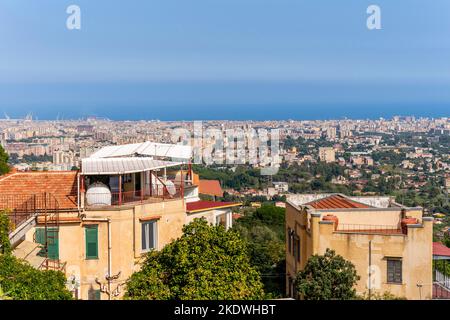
[285,193,434,300]
[1,142,240,300]
[318,147,335,163]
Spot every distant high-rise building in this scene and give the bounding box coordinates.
[318,147,335,163]
[326,127,337,140]
[0,132,6,148]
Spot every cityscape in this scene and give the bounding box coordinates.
[0,114,449,301]
[1,0,450,312]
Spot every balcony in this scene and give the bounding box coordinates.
[335,224,403,235]
[83,183,185,209]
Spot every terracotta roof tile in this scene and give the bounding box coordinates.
[433,242,450,257]
[0,171,78,210]
[305,194,371,209]
[198,180,224,197]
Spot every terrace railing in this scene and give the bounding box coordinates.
[433,282,450,299]
[0,193,61,231]
[85,184,183,208]
[335,224,403,235]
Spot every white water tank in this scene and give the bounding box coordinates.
[86,182,112,206]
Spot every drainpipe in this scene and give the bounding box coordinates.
[77,172,80,211]
[368,240,372,300]
[107,218,111,300]
[118,175,122,206]
[83,217,112,300]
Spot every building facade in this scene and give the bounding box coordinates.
[286,194,433,300]
[3,142,239,300]
[318,147,336,163]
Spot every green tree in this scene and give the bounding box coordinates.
[0,284,12,300]
[0,254,73,300]
[125,218,264,300]
[0,210,72,300]
[0,145,9,175]
[0,211,12,255]
[295,249,360,300]
[233,205,286,297]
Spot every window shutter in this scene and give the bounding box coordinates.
[35,228,45,244]
[287,228,292,254]
[85,225,98,259]
[150,222,155,249]
[35,228,46,257]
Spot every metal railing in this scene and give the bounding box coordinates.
[433,282,450,299]
[335,224,403,235]
[0,193,60,232]
[0,193,67,273]
[39,259,67,273]
[85,184,183,207]
[434,270,450,289]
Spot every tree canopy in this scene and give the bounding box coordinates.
[0,254,73,300]
[295,249,360,300]
[124,218,264,300]
[0,145,9,175]
[233,205,286,297]
[0,211,72,300]
[0,211,12,255]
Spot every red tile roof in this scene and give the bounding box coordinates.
[198,180,224,197]
[433,242,450,257]
[305,194,371,210]
[0,171,78,210]
[186,200,241,213]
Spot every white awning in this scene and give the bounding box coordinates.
[89,142,192,160]
[81,157,182,175]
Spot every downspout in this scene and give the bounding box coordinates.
[181,163,184,198]
[132,207,136,257]
[77,172,80,212]
[107,218,111,300]
[368,240,372,300]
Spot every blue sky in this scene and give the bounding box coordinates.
[0,0,449,119]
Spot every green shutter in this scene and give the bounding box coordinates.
[35,227,59,260]
[35,228,46,257]
[85,225,98,259]
[46,229,59,260]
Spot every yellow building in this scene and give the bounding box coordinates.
[2,142,240,300]
[318,147,335,163]
[286,194,433,300]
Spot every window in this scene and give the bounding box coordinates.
[287,228,292,254]
[141,221,157,252]
[288,276,294,298]
[216,214,227,228]
[292,236,298,260]
[294,236,301,263]
[85,225,98,260]
[387,259,402,284]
